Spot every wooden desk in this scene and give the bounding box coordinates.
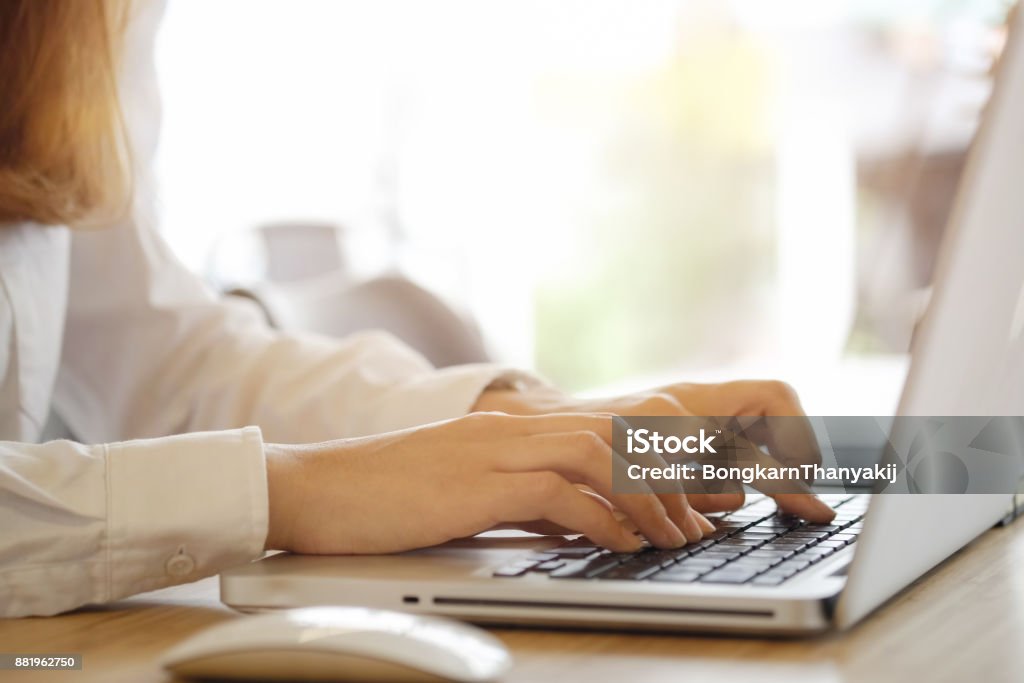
[3,520,1022,683]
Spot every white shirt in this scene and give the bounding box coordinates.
[0,0,531,617]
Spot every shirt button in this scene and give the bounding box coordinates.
[166,553,196,577]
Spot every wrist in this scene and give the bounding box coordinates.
[264,442,302,551]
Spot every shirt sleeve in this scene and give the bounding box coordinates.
[55,241,540,443]
[0,427,267,617]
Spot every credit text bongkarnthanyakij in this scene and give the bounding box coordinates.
[625,460,898,486]
[610,415,1024,495]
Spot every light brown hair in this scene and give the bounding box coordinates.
[0,0,132,227]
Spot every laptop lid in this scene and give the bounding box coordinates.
[835,7,1024,629]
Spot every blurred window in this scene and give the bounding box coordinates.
[155,0,1013,411]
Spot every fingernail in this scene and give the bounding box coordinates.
[681,511,703,543]
[622,532,644,552]
[694,510,716,534]
[663,519,687,547]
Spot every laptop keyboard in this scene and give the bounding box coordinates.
[492,494,867,586]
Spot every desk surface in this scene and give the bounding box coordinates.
[3,519,1023,683]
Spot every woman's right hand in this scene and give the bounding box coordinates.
[263,411,717,555]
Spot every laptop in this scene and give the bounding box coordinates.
[221,9,1024,634]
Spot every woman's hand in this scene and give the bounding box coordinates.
[473,380,835,522]
[263,412,716,555]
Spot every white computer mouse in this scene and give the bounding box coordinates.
[161,606,512,682]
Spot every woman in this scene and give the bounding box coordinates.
[0,0,832,618]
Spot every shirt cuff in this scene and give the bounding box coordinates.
[103,426,267,601]
[361,363,548,434]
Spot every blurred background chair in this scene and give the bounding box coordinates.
[224,222,490,368]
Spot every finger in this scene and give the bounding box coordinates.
[687,492,746,513]
[490,494,663,536]
[596,490,698,537]
[773,493,836,524]
[692,508,717,534]
[496,412,616,441]
[490,472,642,552]
[662,380,802,416]
[490,520,575,535]
[505,415,707,539]
[483,416,704,543]
[655,492,706,542]
[699,431,836,521]
[577,487,616,512]
[605,391,689,417]
[605,416,705,541]
[495,432,689,548]
[681,381,821,468]
[743,415,822,469]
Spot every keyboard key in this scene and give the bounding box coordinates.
[751,522,798,531]
[549,556,621,579]
[725,516,769,525]
[768,518,803,526]
[652,570,702,583]
[492,567,528,578]
[597,563,662,581]
[752,574,787,586]
[720,537,766,547]
[646,550,690,566]
[734,531,778,540]
[524,551,557,561]
[492,560,538,577]
[700,568,760,584]
[701,547,747,560]
[673,556,728,571]
[774,558,812,573]
[730,555,777,568]
[551,547,601,558]
[761,538,809,547]
[607,551,643,562]
[628,556,673,570]
[763,566,798,579]
[531,560,566,572]
[729,563,775,576]
[756,543,799,555]
[746,549,789,561]
[784,531,830,540]
[629,550,674,565]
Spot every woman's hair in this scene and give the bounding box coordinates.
[0,0,132,227]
